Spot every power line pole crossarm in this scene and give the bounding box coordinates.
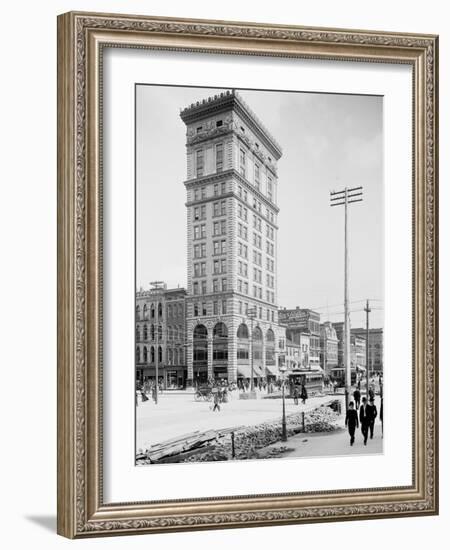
[330,186,363,411]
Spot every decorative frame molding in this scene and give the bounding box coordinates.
[57,11,438,538]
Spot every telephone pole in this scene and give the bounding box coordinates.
[365,299,371,398]
[330,186,363,410]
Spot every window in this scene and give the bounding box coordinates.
[244,282,248,295]
[222,278,227,291]
[220,240,226,254]
[255,163,260,189]
[238,279,242,292]
[239,301,243,314]
[196,149,204,177]
[201,186,206,199]
[213,202,219,217]
[201,243,206,257]
[193,282,199,295]
[221,182,226,194]
[216,120,223,127]
[267,176,273,201]
[213,301,218,314]
[222,300,227,314]
[201,280,207,295]
[221,200,226,215]
[216,143,223,172]
[214,183,219,196]
[202,302,207,316]
[240,149,246,177]
[213,241,220,255]
[213,279,219,293]
[194,303,199,316]
[221,220,226,235]
[213,260,220,274]
[221,258,227,273]
[201,205,206,220]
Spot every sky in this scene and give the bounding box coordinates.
[136,85,384,328]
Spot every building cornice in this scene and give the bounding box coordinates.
[180,90,282,159]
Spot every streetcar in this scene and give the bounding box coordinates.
[286,370,324,397]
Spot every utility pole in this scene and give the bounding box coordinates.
[365,299,371,399]
[330,186,363,410]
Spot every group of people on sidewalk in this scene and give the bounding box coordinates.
[345,388,380,446]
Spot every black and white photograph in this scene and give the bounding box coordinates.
[135,85,384,465]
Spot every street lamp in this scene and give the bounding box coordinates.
[279,362,288,442]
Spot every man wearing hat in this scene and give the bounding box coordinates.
[366,397,378,439]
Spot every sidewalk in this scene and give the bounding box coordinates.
[259,395,383,460]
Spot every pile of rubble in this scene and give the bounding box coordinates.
[183,405,340,463]
[136,404,341,465]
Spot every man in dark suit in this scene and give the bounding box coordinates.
[367,397,378,439]
[345,401,359,446]
[359,397,370,445]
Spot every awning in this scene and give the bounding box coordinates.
[310,364,324,373]
[237,364,265,378]
[265,364,279,376]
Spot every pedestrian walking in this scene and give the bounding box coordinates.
[368,386,375,401]
[367,397,378,439]
[300,384,308,404]
[359,397,370,445]
[293,386,300,405]
[353,388,361,410]
[212,388,221,412]
[345,401,359,446]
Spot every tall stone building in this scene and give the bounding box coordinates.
[180,90,284,385]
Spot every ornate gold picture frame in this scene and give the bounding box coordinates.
[57,11,438,538]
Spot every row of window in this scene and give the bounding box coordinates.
[166,303,183,318]
[136,345,184,366]
[136,324,184,341]
[193,300,228,317]
[191,300,276,323]
[237,184,276,224]
[238,148,274,202]
[195,142,224,178]
[193,181,227,203]
[136,303,163,321]
[193,277,228,295]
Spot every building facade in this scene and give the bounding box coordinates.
[180,90,284,385]
[319,321,339,379]
[351,327,384,373]
[286,333,310,370]
[332,322,367,383]
[279,308,321,369]
[135,284,187,388]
